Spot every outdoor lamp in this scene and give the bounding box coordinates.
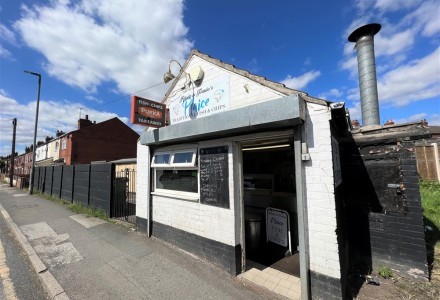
[163,59,183,84]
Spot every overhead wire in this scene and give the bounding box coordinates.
[89,81,164,110]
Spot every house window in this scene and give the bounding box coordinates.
[151,149,198,198]
[61,139,66,150]
[55,142,59,151]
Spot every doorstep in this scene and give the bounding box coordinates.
[238,267,301,300]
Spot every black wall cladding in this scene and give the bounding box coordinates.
[38,167,45,192]
[73,164,90,206]
[31,164,114,217]
[61,166,74,203]
[52,166,63,199]
[44,166,53,196]
[89,163,114,216]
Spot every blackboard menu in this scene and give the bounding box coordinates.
[200,146,229,209]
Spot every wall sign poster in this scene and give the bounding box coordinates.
[168,76,230,125]
[266,208,290,248]
[199,146,229,209]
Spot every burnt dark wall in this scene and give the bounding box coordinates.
[310,271,343,300]
[341,134,428,282]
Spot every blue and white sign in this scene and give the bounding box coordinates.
[168,76,230,125]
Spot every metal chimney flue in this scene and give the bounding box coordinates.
[348,23,381,127]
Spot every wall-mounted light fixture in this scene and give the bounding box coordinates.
[163,60,204,88]
[163,59,192,90]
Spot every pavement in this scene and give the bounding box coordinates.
[0,183,281,300]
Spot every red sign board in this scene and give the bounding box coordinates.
[130,96,166,128]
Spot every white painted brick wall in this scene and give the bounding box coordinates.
[136,141,150,220]
[304,102,341,279]
[164,55,285,111]
[151,141,237,246]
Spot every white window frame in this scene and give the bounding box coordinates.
[151,151,171,167]
[61,139,67,150]
[151,148,198,200]
[170,149,197,167]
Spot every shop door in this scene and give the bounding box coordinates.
[240,137,300,276]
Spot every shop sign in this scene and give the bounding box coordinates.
[168,76,230,125]
[266,208,290,247]
[130,96,166,128]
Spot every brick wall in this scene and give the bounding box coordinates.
[150,141,237,246]
[305,103,340,277]
[342,132,428,280]
[70,118,139,165]
[166,55,287,113]
[136,141,150,223]
[304,102,344,298]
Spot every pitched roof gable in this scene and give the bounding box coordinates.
[161,49,329,107]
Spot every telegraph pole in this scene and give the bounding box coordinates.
[24,70,42,194]
[9,118,17,187]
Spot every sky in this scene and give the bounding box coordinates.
[0,0,439,157]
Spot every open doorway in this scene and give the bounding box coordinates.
[241,137,300,277]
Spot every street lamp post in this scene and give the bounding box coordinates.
[24,70,41,194]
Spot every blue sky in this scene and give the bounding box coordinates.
[0,0,439,157]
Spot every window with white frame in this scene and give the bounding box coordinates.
[152,149,198,196]
[61,139,67,150]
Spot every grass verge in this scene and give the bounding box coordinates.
[35,192,108,220]
[421,180,440,283]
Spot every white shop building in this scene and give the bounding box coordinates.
[136,50,348,299]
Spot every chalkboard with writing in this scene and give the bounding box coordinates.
[200,146,229,209]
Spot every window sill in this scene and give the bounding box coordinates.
[151,191,199,202]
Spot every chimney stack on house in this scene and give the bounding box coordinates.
[348,23,381,127]
[77,114,94,129]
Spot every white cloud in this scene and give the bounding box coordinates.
[85,95,103,104]
[347,101,362,121]
[0,23,16,44]
[392,112,440,126]
[374,29,415,57]
[0,23,16,59]
[373,0,422,12]
[281,70,321,90]
[429,114,440,126]
[0,45,11,58]
[14,0,193,100]
[377,47,440,106]
[394,113,427,124]
[0,93,130,156]
[402,1,440,37]
[318,88,343,100]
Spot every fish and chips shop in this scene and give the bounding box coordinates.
[135,50,349,299]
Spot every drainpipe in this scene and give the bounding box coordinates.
[146,145,152,237]
[294,125,310,299]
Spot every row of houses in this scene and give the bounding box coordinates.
[4,116,139,186]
